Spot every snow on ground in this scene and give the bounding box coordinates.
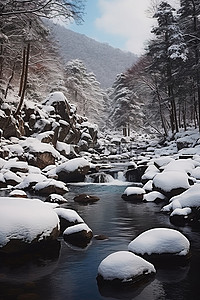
[0,197,60,247]
[97,251,156,282]
[128,228,190,256]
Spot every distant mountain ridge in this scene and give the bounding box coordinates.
[49,23,138,88]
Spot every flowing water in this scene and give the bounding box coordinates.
[0,182,200,300]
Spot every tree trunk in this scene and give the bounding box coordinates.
[18,46,26,97]
[14,42,30,117]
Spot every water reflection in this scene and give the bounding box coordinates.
[0,241,61,284]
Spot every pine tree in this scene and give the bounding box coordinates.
[108,73,144,135]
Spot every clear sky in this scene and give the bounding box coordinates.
[67,0,179,55]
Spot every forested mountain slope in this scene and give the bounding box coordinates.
[48,22,138,88]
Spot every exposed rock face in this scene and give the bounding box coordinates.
[28,151,56,169]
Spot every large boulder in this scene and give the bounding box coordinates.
[0,197,60,253]
[20,137,60,169]
[56,157,90,183]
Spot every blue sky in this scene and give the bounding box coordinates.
[68,0,155,55]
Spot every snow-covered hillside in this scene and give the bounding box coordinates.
[48,22,138,88]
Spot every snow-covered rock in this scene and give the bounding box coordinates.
[63,223,93,248]
[161,184,200,212]
[153,171,190,197]
[56,157,90,183]
[54,208,84,233]
[169,207,192,227]
[143,191,166,203]
[9,190,27,198]
[97,251,156,285]
[121,187,146,201]
[161,159,195,173]
[141,164,160,183]
[128,228,190,263]
[34,179,68,195]
[45,193,67,204]
[15,173,47,190]
[20,137,60,169]
[0,197,60,253]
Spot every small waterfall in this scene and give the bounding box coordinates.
[117,171,126,182]
[85,172,114,183]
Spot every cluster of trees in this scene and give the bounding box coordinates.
[110,1,200,137]
[0,0,85,115]
[64,59,106,127]
[145,0,200,135]
[108,72,144,135]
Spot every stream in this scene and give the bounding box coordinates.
[0,180,200,299]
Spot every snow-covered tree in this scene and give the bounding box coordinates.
[108,73,144,135]
[64,59,105,127]
[178,0,200,131]
[147,1,188,133]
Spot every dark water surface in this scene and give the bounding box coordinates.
[0,183,200,300]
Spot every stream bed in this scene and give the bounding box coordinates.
[0,182,200,300]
